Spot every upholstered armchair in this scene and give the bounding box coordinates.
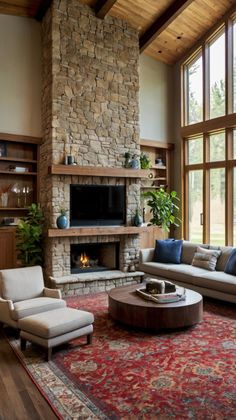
[0,266,66,329]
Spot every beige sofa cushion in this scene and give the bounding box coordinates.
[12,297,66,321]
[0,266,44,302]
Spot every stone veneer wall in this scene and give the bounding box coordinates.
[40,0,141,279]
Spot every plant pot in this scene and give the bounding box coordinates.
[56,214,68,229]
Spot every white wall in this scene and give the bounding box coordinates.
[139,54,174,142]
[0,15,41,137]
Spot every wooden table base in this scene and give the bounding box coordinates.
[108,284,203,330]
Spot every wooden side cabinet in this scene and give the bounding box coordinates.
[0,227,16,269]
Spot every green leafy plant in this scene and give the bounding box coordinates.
[16,203,44,266]
[140,152,151,169]
[142,188,181,232]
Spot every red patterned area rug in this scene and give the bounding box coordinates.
[7,292,236,419]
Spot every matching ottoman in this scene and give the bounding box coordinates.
[18,307,94,361]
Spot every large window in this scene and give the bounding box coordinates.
[186,54,203,124]
[209,32,225,119]
[182,15,236,246]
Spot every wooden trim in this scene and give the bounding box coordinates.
[179,3,236,67]
[181,113,236,137]
[140,139,174,150]
[48,164,149,178]
[203,43,209,121]
[0,2,29,18]
[226,19,233,116]
[0,132,42,145]
[139,0,194,53]
[94,0,117,19]
[48,226,149,237]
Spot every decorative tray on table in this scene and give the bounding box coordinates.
[136,285,186,304]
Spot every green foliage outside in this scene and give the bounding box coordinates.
[142,188,181,232]
[16,203,44,266]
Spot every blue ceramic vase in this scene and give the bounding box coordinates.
[56,214,68,229]
[133,212,142,227]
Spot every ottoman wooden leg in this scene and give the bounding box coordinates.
[20,337,26,351]
[87,333,93,345]
[47,347,52,362]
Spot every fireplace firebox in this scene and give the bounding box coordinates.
[71,242,119,273]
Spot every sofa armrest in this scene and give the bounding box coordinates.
[139,248,155,263]
[43,287,62,299]
[0,297,14,324]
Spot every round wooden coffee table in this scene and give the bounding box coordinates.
[108,284,203,330]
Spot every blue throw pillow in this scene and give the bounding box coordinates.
[224,248,236,275]
[154,239,183,264]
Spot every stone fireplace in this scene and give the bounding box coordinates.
[40,0,143,294]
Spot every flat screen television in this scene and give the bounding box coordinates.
[70,184,126,226]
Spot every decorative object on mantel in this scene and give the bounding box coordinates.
[124,152,131,168]
[140,152,151,169]
[56,208,69,229]
[130,154,140,169]
[133,208,143,227]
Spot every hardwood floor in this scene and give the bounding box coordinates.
[0,328,58,420]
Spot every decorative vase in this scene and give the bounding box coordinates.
[1,192,9,207]
[133,212,142,227]
[130,155,140,169]
[56,214,68,229]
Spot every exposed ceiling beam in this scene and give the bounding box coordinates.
[139,0,194,53]
[0,1,29,17]
[35,0,52,21]
[95,0,118,19]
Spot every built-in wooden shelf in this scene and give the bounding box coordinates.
[0,170,37,176]
[48,226,149,237]
[0,207,28,211]
[48,165,149,178]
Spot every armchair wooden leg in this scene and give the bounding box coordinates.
[20,337,26,351]
[87,333,93,345]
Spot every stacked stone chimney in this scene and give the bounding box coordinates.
[40,0,141,285]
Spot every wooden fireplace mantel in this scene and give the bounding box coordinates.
[48,226,149,237]
[48,164,149,178]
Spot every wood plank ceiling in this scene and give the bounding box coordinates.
[0,0,236,64]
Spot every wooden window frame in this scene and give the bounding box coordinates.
[181,10,236,245]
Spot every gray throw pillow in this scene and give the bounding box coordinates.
[192,246,221,271]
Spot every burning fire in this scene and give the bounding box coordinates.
[80,252,90,268]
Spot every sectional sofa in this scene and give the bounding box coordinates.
[139,241,236,304]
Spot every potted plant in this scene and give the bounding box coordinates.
[142,188,181,232]
[16,203,44,266]
[140,152,151,169]
[124,152,131,168]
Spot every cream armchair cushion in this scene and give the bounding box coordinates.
[0,266,66,328]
